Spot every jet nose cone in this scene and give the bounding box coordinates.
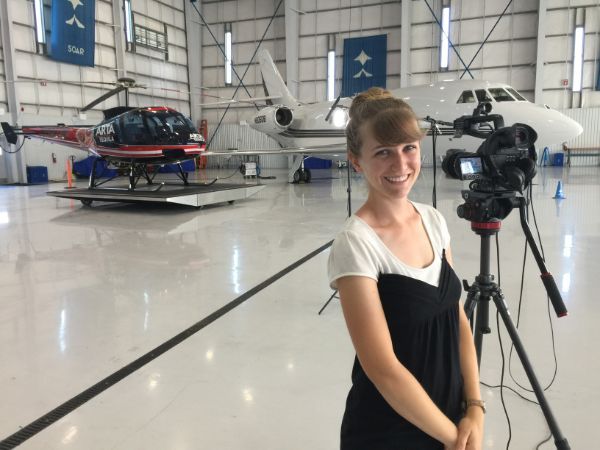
[532,107,583,147]
[563,115,584,141]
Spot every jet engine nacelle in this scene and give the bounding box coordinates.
[250,106,294,134]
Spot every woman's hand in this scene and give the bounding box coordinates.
[454,408,484,450]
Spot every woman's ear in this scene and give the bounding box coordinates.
[348,152,362,172]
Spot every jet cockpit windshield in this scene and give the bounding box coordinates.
[456,86,528,104]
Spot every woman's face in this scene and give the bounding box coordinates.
[350,123,421,200]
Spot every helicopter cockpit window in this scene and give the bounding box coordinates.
[506,87,527,101]
[488,88,515,102]
[142,111,190,144]
[164,114,190,137]
[475,89,492,103]
[121,112,152,145]
[457,90,476,103]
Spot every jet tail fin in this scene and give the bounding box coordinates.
[257,49,297,107]
[1,122,18,144]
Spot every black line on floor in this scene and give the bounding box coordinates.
[0,240,333,450]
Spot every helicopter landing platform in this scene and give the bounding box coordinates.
[46,182,266,208]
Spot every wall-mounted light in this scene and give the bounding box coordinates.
[327,34,336,101]
[572,26,585,92]
[440,6,450,70]
[124,0,134,48]
[33,0,46,44]
[225,23,232,86]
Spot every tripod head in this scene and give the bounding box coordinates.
[458,191,568,318]
[457,190,521,225]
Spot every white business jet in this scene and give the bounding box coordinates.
[205,50,582,183]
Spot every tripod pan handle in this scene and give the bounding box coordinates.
[540,273,568,317]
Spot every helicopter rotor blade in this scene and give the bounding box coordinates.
[80,85,127,112]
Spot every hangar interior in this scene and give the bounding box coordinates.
[1,0,600,449]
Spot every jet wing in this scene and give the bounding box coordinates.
[203,143,348,157]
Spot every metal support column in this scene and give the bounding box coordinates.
[400,0,411,88]
[284,0,300,98]
[112,0,128,106]
[0,0,26,184]
[185,0,203,123]
[534,0,547,104]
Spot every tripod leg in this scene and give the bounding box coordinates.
[318,290,338,315]
[492,293,570,449]
[472,298,490,368]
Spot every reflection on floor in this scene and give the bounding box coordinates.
[0,166,598,449]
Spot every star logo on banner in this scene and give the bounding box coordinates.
[66,14,85,28]
[354,50,372,66]
[353,50,373,79]
[68,0,84,10]
[66,0,85,29]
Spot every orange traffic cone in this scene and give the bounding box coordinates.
[66,160,74,189]
[553,181,566,199]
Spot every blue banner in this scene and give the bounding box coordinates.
[342,34,387,97]
[49,0,96,67]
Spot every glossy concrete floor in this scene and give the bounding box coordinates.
[0,166,598,449]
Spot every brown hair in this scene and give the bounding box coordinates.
[345,87,424,156]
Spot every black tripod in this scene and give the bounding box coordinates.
[463,195,570,450]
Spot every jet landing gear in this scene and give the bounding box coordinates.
[289,155,312,184]
[292,168,311,184]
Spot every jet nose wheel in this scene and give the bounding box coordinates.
[292,168,312,184]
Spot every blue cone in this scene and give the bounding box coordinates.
[553,181,566,199]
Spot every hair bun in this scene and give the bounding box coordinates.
[351,87,393,108]
[362,87,393,101]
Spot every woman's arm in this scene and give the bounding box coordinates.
[337,275,458,448]
[446,247,484,450]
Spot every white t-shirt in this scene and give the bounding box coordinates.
[328,201,451,289]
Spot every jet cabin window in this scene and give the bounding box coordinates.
[475,89,492,103]
[488,88,515,102]
[457,90,476,103]
[506,87,527,101]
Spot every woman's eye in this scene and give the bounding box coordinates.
[376,149,390,156]
[404,145,417,152]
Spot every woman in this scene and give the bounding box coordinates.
[328,88,484,450]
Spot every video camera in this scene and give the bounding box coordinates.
[441,106,538,194]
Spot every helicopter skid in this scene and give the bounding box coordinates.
[47,183,265,208]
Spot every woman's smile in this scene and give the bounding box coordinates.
[384,174,411,184]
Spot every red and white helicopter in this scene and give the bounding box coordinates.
[1,78,205,190]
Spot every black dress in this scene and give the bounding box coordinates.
[340,253,464,450]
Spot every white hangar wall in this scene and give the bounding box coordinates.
[126,0,191,116]
[0,15,6,114]
[197,0,600,160]
[0,0,193,182]
[197,0,287,168]
[412,0,539,98]
[2,1,599,181]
